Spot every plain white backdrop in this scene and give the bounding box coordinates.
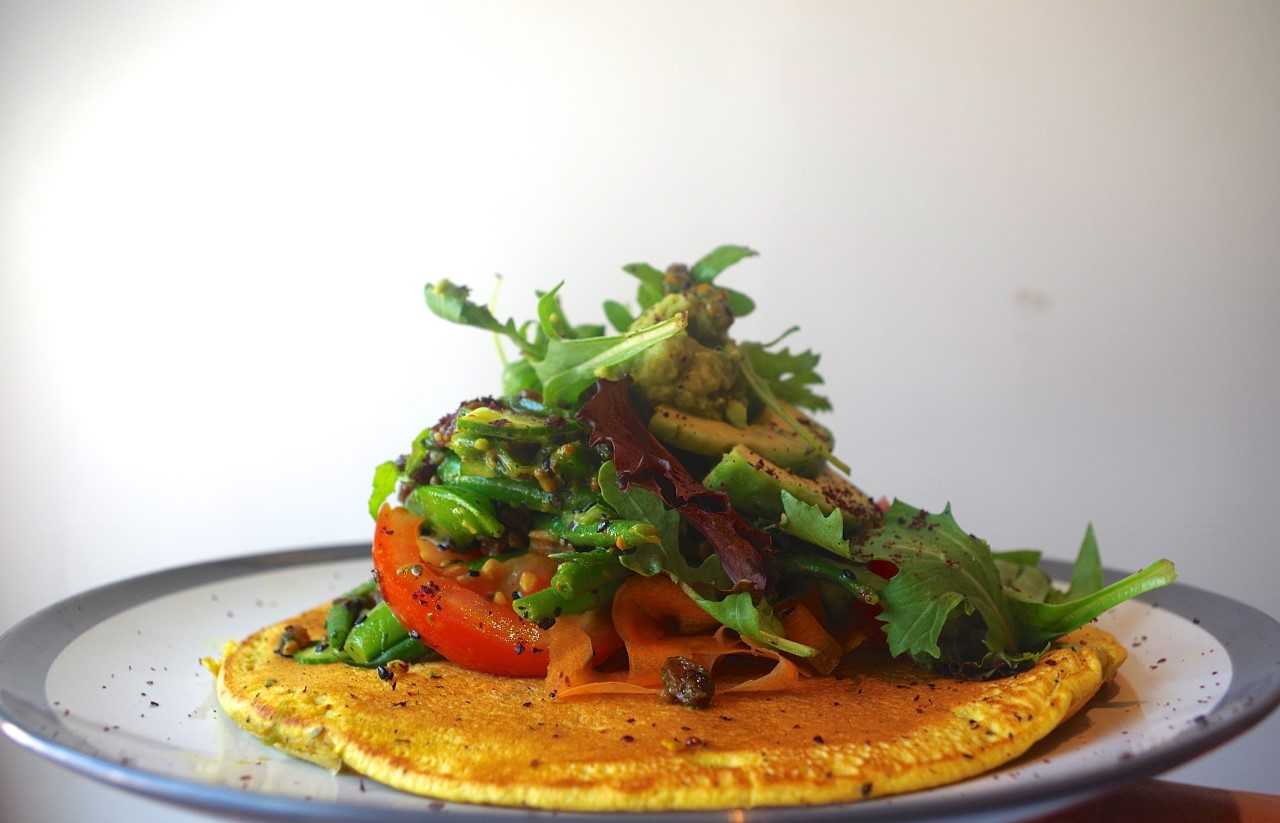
[2,2,1278,820]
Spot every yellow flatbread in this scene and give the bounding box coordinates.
[214,604,1124,811]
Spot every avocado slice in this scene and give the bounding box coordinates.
[703,445,882,535]
[648,404,832,476]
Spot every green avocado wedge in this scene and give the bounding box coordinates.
[648,405,832,476]
[703,445,882,534]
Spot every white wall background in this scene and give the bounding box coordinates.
[2,1,1277,820]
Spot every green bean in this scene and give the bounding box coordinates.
[360,637,438,667]
[437,455,559,512]
[542,513,659,550]
[512,587,593,622]
[454,405,580,442]
[342,601,410,664]
[406,484,504,547]
[293,643,347,665]
[776,551,882,606]
[293,638,438,667]
[325,601,360,650]
[548,442,594,483]
[325,578,379,649]
[561,489,605,513]
[570,504,610,526]
[512,550,629,622]
[550,549,629,599]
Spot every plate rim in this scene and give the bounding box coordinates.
[1,542,1278,822]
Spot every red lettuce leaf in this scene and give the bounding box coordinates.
[577,379,771,591]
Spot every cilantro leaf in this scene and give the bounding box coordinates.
[739,342,831,412]
[368,460,400,519]
[532,314,687,407]
[690,245,757,282]
[597,461,730,592]
[779,490,851,559]
[603,300,634,333]
[858,501,1019,660]
[680,585,817,658]
[425,279,539,357]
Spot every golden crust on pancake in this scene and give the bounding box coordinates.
[215,603,1125,810]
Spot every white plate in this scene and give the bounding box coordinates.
[1,544,1277,822]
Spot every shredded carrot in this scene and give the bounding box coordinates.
[779,602,842,675]
[547,575,810,700]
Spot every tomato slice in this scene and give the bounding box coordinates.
[372,505,620,677]
[867,559,898,580]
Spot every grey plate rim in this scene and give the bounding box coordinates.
[1,542,1277,822]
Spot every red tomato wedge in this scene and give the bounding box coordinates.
[372,505,620,677]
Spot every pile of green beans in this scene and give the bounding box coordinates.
[541,512,660,550]
[513,549,631,622]
[290,578,438,668]
[437,455,559,512]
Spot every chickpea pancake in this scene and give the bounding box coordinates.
[212,245,1172,811]
[214,604,1125,811]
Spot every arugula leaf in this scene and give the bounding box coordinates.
[739,342,831,412]
[995,557,1052,603]
[720,287,756,317]
[1010,559,1176,648]
[597,461,729,591]
[862,501,1177,671]
[1067,523,1104,599]
[1000,524,1174,646]
[597,461,677,551]
[368,460,400,519]
[533,285,606,342]
[779,490,850,558]
[501,359,541,397]
[425,279,539,357]
[533,314,686,407]
[621,262,664,309]
[536,283,571,339]
[680,585,817,658]
[885,587,967,661]
[690,245,757,282]
[736,347,849,473]
[991,549,1043,566]
[603,300,634,333]
[859,501,1019,660]
[402,425,435,479]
